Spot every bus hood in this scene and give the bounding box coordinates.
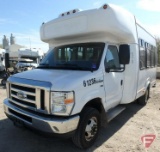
[11,69,100,91]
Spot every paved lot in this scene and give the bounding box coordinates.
[0,79,160,152]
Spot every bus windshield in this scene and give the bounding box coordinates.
[38,43,105,71]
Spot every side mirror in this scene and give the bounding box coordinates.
[119,44,130,64]
[5,53,10,69]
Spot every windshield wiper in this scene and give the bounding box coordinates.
[37,63,48,68]
[56,63,90,70]
[37,64,57,69]
[39,63,49,66]
[38,63,93,71]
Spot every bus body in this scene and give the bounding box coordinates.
[3,4,157,149]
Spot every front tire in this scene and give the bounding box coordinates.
[72,107,100,149]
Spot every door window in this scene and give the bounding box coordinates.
[105,45,120,69]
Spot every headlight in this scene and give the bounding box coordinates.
[51,92,74,116]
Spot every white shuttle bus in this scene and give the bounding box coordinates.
[3,4,157,149]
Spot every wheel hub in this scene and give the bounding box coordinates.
[85,117,98,141]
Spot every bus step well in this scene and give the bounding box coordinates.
[107,106,126,122]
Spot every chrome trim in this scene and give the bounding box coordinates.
[7,76,52,114]
[36,88,41,109]
[11,88,35,96]
[4,99,79,134]
[11,94,35,104]
[45,90,50,113]
[9,98,35,111]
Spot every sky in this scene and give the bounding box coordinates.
[0,0,160,52]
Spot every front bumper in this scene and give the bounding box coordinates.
[3,99,80,134]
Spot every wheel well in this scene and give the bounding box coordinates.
[81,98,107,127]
[82,98,103,112]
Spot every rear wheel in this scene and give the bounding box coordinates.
[138,88,149,105]
[72,107,100,149]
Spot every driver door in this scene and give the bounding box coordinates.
[104,45,124,110]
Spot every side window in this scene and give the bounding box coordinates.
[139,38,156,69]
[146,43,151,67]
[105,45,120,69]
[150,45,154,67]
[154,47,157,66]
[139,39,146,69]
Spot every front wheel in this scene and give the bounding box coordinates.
[72,107,100,149]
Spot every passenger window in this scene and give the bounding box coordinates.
[105,45,120,69]
[146,43,151,68]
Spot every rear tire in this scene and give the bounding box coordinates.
[72,107,100,149]
[138,88,149,105]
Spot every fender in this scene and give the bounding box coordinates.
[71,88,106,115]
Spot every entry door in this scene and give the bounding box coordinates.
[104,45,124,110]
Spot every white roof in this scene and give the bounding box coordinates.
[40,4,137,45]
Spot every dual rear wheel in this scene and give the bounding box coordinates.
[138,87,150,105]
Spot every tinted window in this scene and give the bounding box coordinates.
[150,46,155,67]
[139,39,146,69]
[39,43,105,71]
[146,43,151,67]
[139,38,156,69]
[139,46,146,69]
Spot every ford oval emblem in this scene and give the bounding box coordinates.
[17,91,27,99]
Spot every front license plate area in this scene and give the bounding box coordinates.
[13,117,24,128]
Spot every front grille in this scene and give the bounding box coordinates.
[11,84,35,93]
[10,84,36,109]
[8,82,49,113]
[12,97,36,108]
